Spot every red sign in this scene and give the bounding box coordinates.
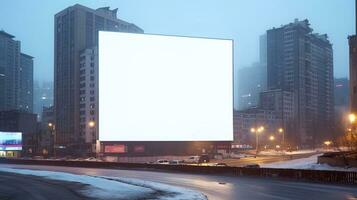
[104,144,127,153]
[133,145,145,153]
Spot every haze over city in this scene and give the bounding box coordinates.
[0,1,357,199]
[0,0,355,83]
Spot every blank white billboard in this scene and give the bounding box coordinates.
[99,31,233,141]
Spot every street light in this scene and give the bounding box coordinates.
[88,121,95,128]
[48,122,56,157]
[349,113,356,124]
[278,128,285,149]
[269,135,275,141]
[251,126,264,155]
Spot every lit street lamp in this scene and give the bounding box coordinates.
[88,120,95,128]
[48,122,56,157]
[349,113,356,124]
[278,128,285,149]
[251,126,264,155]
[324,140,332,149]
[269,135,275,141]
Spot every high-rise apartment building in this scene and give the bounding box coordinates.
[267,19,334,146]
[0,31,20,111]
[54,4,143,155]
[349,0,357,115]
[0,31,33,113]
[18,53,34,113]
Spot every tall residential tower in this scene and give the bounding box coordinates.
[349,1,357,115]
[267,19,334,147]
[54,4,143,155]
[0,31,33,113]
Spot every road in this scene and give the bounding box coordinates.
[0,163,356,200]
[0,171,91,200]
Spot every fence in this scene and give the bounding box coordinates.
[0,158,356,185]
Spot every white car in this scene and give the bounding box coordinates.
[156,159,170,164]
[184,156,200,164]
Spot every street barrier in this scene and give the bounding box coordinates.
[0,158,356,185]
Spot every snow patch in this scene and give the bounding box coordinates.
[261,154,357,172]
[99,176,208,200]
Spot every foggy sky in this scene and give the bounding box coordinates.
[0,0,355,83]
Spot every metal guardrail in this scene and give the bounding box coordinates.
[0,158,356,185]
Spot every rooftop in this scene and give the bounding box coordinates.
[0,30,15,38]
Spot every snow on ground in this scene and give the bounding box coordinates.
[100,176,208,200]
[0,167,207,200]
[258,149,316,156]
[261,154,357,172]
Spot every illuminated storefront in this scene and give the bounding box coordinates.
[0,131,22,158]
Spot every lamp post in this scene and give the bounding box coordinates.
[251,126,264,155]
[278,128,284,149]
[88,120,96,156]
[48,122,56,157]
[348,113,356,149]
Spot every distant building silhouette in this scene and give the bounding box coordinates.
[54,4,143,155]
[0,31,34,113]
[33,81,53,120]
[237,63,266,110]
[267,19,334,147]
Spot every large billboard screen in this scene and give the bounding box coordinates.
[0,132,22,151]
[99,31,233,141]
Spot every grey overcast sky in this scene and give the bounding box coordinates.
[0,0,355,82]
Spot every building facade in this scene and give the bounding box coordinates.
[0,31,20,112]
[18,53,34,113]
[79,47,98,147]
[0,31,34,114]
[54,4,143,155]
[349,36,357,114]
[233,108,282,147]
[0,110,37,156]
[267,19,334,147]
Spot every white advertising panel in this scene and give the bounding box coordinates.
[0,131,22,151]
[99,31,233,141]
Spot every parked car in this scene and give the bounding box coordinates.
[185,154,210,164]
[214,163,228,167]
[169,160,184,165]
[199,154,210,163]
[85,157,102,162]
[156,159,170,164]
[184,156,200,164]
[243,164,260,168]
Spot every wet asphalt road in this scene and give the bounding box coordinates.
[0,171,90,200]
[1,164,357,200]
